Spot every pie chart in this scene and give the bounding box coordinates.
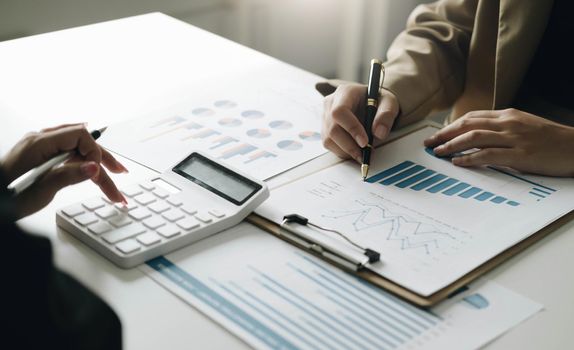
[299,131,321,141]
[277,140,303,151]
[247,128,271,138]
[192,108,215,117]
[218,118,242,127]
[241,110,265,119]
[269,120,293,130]
[214,100,237,109]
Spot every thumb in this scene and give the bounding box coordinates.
[14,162,99,218]
[372,90,399,141]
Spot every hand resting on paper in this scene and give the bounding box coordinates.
[424,109,574,177]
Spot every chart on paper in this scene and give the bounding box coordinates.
[142,223,542,350]
[100,79,327,180]
[257,126,574,296]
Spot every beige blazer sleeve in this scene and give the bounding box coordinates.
[383,0,478,128]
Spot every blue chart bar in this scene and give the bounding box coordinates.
[491,196,506,204]
[475,192,494,201]
[370,159,523,206]
[411,174,447,191]
[192,129,220,139]
[210,136,237,149]
[427,178,458,193]
[366,161,414,183]
[220,144,257,159]
[396,169,435,188]
[381,165,425,186]
[532,187,552,196]
[245,151,277,164]
[459,187,482,198]
[443,183,470,196]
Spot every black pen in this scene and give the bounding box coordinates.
[361,59,384,181]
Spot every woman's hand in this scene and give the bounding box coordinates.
[322,84,399,162]
[425,108,574,177]
[1,124,128,218]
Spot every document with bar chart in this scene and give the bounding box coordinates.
[99,75,326,180]
[142,223,542,350]
[257,125,574,296]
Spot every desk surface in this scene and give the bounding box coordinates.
[0,13,572,350]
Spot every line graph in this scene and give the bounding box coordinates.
[322,199,461,254]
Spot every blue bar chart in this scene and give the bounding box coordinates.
[366,160,522,206]
[140,121,202,142]
[210,136,237,149]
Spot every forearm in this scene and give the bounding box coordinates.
[384,0,478,128]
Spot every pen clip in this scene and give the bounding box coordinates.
[281,214,380,271]
[378,64,385,91]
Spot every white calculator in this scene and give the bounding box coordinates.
[56,152,269,268]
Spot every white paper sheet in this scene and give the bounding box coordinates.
[256,126,574,296]
[99,69,327,180]
[141,222,542,350]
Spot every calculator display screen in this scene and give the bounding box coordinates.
[172,153,262,205]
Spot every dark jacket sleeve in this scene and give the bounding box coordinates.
[2,173,122,350]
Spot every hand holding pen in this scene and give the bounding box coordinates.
[321,63,398,172]
[2,124,128,218]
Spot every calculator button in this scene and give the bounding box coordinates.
[148,201,170,214]
[101,223,146,244]
[180,204,197,215]
[134,193,157,206]
[88,221,113,235]
[129,207,152,221]
[137,232,162,246]
[108,215,133,228]
[115,202,138,211]
[176,217,200,231]
[74,213,99,226]
[162,209,185,222]
[139,182,156,191]
[208,209,226,218]
[116,239,141,254]
[82,198,106,211]
[95,207,118,219]
[62,204,85,218]
[152,188,170,199]
[157,225,180,238]
[122,186,144,198]
[167,197,183,207]
[194,212,213,224]
[143,217,166,229]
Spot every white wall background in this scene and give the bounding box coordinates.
[0,0,427,81]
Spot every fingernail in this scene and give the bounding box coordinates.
[424,136,435,145]
[355,134,367,148]
[374,125,386,139]
[452,157,462,165]
[80,162,98,177]
[121,164,129,173]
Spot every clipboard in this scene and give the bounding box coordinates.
[247,122,574,308]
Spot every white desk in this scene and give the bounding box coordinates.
[0,13,572,350]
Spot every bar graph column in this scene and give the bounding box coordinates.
[366,160,521,206]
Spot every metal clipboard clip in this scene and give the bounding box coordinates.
[280,214,380,271]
